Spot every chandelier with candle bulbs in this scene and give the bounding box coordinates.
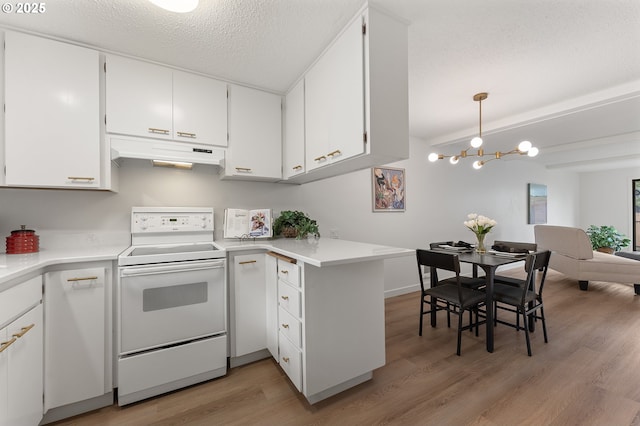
[428,92,539,169]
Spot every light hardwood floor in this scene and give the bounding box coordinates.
[53,270,640,425]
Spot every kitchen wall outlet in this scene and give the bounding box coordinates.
[330,229,339,239]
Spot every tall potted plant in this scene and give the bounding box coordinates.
[585,225,630,254]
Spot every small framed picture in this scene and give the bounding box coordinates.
[528,183,547,224]
[372,167,405,212]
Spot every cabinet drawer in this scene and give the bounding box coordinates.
[277,260,300,287]
[278,306,302,348]
[278,330,302,391]
[278,280,301,317]
[0,276,41,326]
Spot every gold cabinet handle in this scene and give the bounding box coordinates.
[148,127,170,135]
[281,323,289,329]
[67,177,95,182]
[282,356,290,363]
[327,149,342,157]
[176,131,196,138]
[235,167,252,173]
[0,337,17,353]
[313,155,326,162]
[67,276,98,282]
[12,323,35,339]
[238,260,257,265]
[292,165,303,171]
[281,295,289,301]
[280,270,289,275]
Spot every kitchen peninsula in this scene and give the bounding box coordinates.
[222,237,414,404]
[0,236,413,423]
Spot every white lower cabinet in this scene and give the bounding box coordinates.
[43,264,112,417]
[229,252,267,365]
[0,275,43,426]
[267,255,385,404]
[269,256,304,392]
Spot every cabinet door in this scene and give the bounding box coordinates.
[6,304,43,426]
[232,254,267,357]
[305,16,365,171]
[226,85,282,180]
[106,55,173,139]
[44,268,106,410]
[0,326,8,426]
[4,31,101,188]
[283,79,305,179]
[173,71,228,147]
[265,254,278,359]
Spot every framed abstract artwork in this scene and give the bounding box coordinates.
[372,167,405,212]
[528,183,547,224]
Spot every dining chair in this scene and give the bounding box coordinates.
[492,240,537,287]
[416,249,486,356]
[428,242,486,327]
[492,250,551,356]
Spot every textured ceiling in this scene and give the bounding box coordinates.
[1,0,639,170]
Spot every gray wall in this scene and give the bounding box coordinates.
[0,136,599,295]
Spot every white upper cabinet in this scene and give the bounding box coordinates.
[173,70,228,146]
[4,31,101,189]
[305,15,365,172]
[106,55,227,147]
[106,55,173,139]
[222,84,282,181]
[286,6,409,184]
[283,79,306,179]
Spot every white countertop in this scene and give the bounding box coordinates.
[0,237,414,291]
[217,237,414,267]
[0,244,128,291]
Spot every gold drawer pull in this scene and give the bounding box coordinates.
[235,167,252,173]
[0,337,17,353]
[327,149,342,157]
[176,131,196,138]
[148,127,170,135]
[12,324,35,339]
[67,276,98,282]
[281,295,289,301]
[292,165,303,171]
[281,323,289,329]
[282,356,290,363]
[280,270,289,275]
[238,260,257,265]
[68,177,95,182]
[313,155,326,162]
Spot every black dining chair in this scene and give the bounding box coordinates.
[427,242,486,327]
[492,240,537,287]
[416,249,486,356]
[492,250,551,356]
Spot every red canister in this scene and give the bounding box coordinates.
[6,225,40,254]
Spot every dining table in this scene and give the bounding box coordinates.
[434,249,527,353]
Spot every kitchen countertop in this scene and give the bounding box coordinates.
[1,238,414,291]
[0,244,128,291]
[217,237,414,267]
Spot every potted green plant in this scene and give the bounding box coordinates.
[585,225,631,254]
[273,210,320,239]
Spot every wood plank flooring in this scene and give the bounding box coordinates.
[53,270,640,425]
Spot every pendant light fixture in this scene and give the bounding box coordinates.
[148,0,198,13]
[428,92,539,169]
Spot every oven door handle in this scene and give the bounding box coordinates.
[121,260,225,277]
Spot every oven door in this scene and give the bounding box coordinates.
[119,259,226,355]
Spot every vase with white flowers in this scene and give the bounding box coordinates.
[464,213,497,254]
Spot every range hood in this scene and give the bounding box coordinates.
[110,135,225,167]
